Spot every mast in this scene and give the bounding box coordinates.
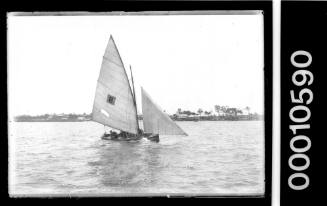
[129,65,140,133]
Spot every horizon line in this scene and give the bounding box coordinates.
[12,111,264,116]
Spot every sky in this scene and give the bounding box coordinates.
[8,13,264,117]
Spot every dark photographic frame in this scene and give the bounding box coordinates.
[2,0,272,204]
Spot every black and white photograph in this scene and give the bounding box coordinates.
[8,11,266,197]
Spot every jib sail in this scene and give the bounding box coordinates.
[141,87,187,136]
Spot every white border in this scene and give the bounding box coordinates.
[272,0,281,206]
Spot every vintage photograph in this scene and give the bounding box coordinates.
[8,11,265,196]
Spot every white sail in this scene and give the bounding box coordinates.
[141,87,187,136]
[92,35,138,134]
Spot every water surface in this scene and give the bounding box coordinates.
[9,121,264,196]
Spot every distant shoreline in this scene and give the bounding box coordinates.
[13,113,263,122]
[13,118,263,122]
[13,120,92,122]
[13,120,263,122]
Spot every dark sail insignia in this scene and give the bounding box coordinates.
[107,94,116,105]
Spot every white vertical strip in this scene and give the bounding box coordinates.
[272,0,281,206]
[7,16,17,196]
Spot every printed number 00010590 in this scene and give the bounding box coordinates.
[288,50,313,191]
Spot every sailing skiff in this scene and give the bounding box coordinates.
[92,35,187,142]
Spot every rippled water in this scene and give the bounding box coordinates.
[9,121,264,196]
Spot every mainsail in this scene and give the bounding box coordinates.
[141,87,188,136]
[92,35,138,134]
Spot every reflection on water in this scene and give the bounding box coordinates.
[94,141,162,191]
[9,121,264,196]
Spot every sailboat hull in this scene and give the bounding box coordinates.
[101,132,159,142]
[145,134,159,143]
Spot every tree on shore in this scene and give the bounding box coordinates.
[214,105,221,116]
[204,111,213,116]
[197,108,203,117]
[245,106,251,115]
[226,108,236,116]
[221,106,229,116]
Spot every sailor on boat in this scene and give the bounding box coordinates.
[102,129,143,141]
